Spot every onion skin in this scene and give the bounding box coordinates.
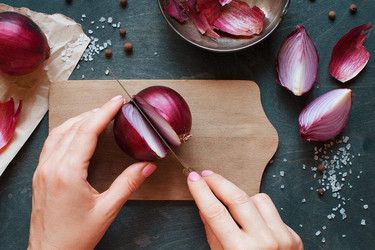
[137,86,192,146]
[0,98,22,150]
[298,89,353,141]
[0,12,50,76]
[329,23,371,83]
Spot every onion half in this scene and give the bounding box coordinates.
[299,89,353,141]
[0,11,50,75]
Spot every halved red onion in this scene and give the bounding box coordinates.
[113,103,168,161]
[329,23,372,83]
[276,25,319,96]
[0,98,23,150]
[136,86,192,146]
[113,86,192,161]
[0,12,50,75]
[299,89,353,141]
[213,0,265,36]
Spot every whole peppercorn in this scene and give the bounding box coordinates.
[124,42,133,53]
[317,189,325,196]
[329,11,336,20]
[120,0,127,8]
[105,49,112,58]
[350,4,357,13]
[119,28,126,38]
[317,164,326,172]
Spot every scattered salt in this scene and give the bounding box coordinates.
[361,219,366,226]
[315,230,321,236]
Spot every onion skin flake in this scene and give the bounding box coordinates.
[298,89,353,142]
[0,98,23,150]
[276,25,319,96]
[329,23,372,83]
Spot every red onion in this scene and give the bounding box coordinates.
[276,25,319,96]
[0,12,50,76]
[113,86,192,161]
[0,98,22,150]
[299,89,353,141]
[329,23,371,83]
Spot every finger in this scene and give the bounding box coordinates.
[98,162,157,219]
[38,111,92,165]
[199,211,224,250]
[81,95,125,137]
[187,172,242,248]
[251,193,296,249]
[286,225,304,249]
[201,170,267,234]
[62,96,125,169]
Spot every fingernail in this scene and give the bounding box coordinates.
[199,211,206,224]
[188,171,201,182]
[201,170,214,177]
[92,108,100,112]
[142,163,157,178]
[111,95,123,101]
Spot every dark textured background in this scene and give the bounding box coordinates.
[0,0,374,249]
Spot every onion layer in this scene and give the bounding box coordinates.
[113,86,192,161]
[329,23,371,83]
[0,98,22,150]
[276,25,319,96]
[0,12,50,75]
[299,89,353,141]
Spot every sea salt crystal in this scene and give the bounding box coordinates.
[112,23,117,28]
[280,185,285,190]
[280,171,284,177]
[322,226,327,230]
[315,230,321,236]
[321,237,326,243]
[361,219,366,226]
[107,17,113,23]
[88,30,93,34]
[105,69,109,75]
[82,74,85,79]
[82,14,86,18]
[363,204,368,209]
[299,224,303,228]
[99,17,106,22]
[342,235,346,238]
[302,198,306,203]
[283,158,287,162]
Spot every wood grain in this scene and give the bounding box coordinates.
[49,80,278,200]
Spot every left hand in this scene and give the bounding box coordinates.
[28,96,157,250]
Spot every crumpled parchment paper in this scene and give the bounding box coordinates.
[0,4,90,175]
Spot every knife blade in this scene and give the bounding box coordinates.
[107,67,194,176]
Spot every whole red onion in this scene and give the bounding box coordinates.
[113,86,192,161]
[0,11,50,75]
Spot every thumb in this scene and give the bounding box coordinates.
[99,162,157,213]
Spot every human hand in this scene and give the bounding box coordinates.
[28,96,157,250]
[188,171,303,250]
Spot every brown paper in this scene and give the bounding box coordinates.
[0,4,90,175]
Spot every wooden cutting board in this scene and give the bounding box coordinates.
[49,80,278,200]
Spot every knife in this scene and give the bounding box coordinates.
[107,67,195,176]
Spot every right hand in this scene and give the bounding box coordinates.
[187,170,303,250]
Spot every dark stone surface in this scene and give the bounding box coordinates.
[0,0,374,249]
